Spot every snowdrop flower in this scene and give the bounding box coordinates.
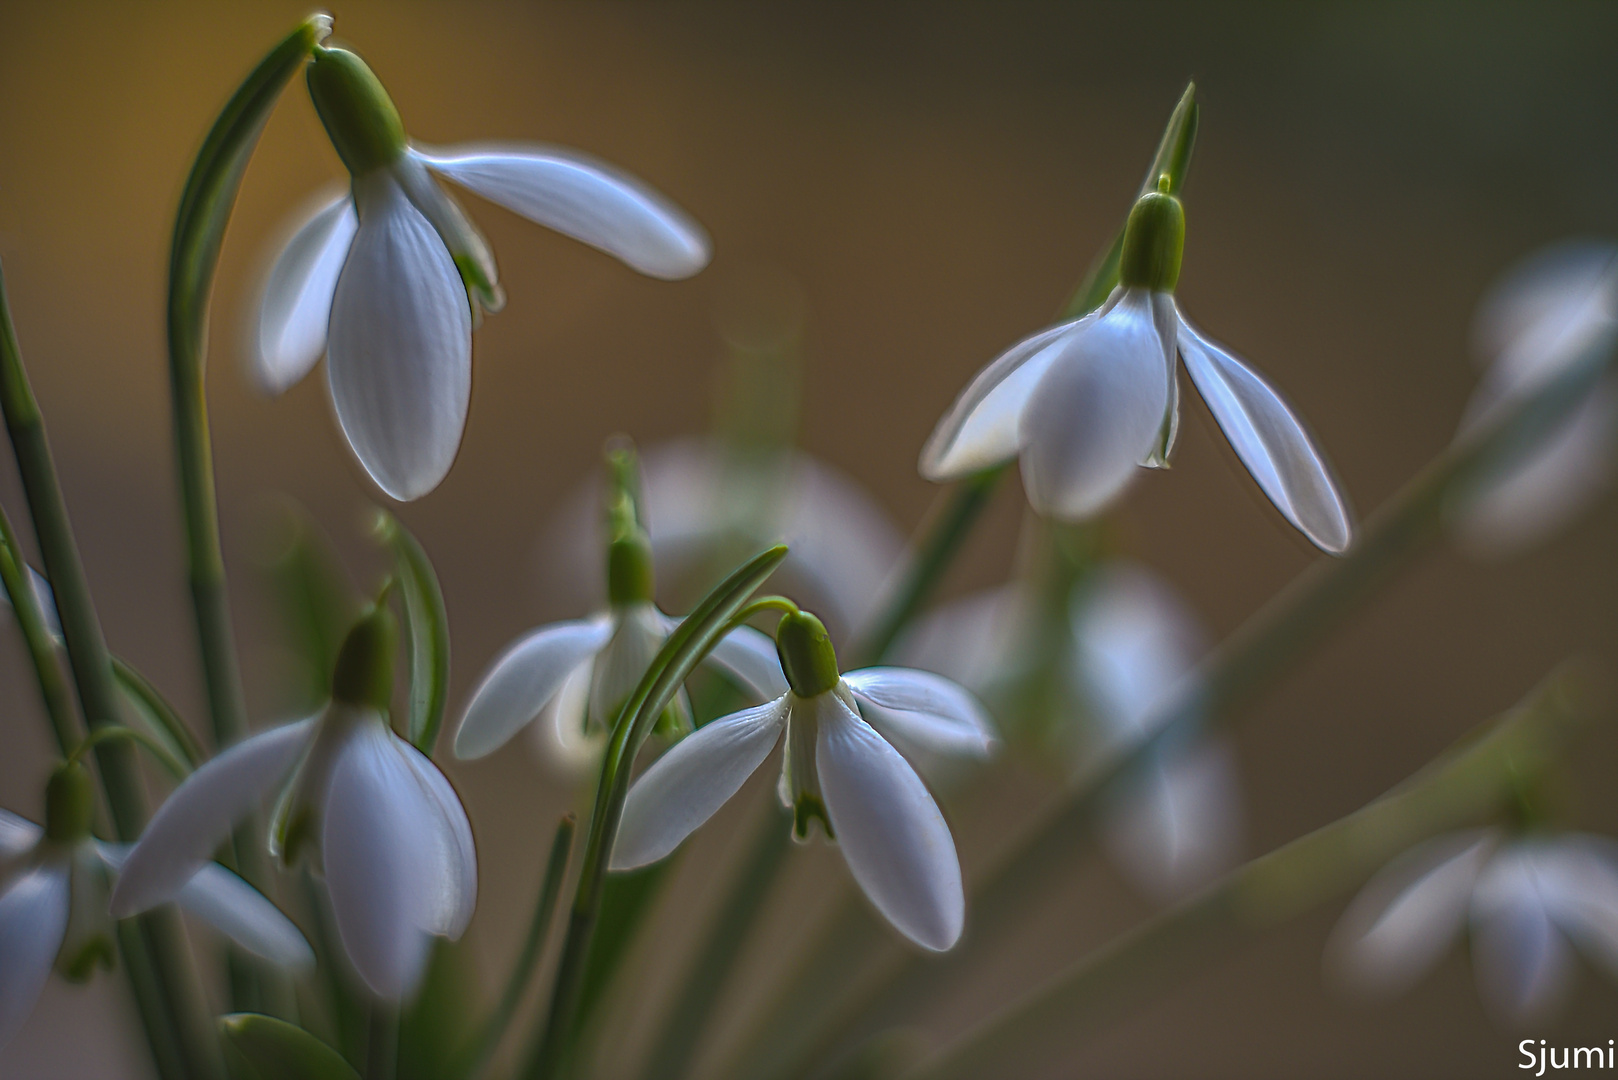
[612,610,994,951]
[920,181,1352,554]
[0,762,310,1048]
[454,517,788,772]
[1450,241,1618,556]
[1328,829,1618,1023]
[111,607,475,1000]
[254,44,710,500]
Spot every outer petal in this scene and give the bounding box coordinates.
[253,190,357,394]
[0,811,40,862]
[395,738,478,940]
[700,621,790,700]
[415,143,710,280]
[110,718,317,918]
[840,669,994,760]
[0,864,69,1049]
[1070,562,1203,743]
[1101,740,1242,902]
[1472,846,1574,1021]
[1176,313,1353,554]
[327,171,473,502]
[1327,830,1495,995]
[321,719,457,998]
[454,616,613,760]
[815,694,964,951]
[98,844,312,970]
[1019,290,1173,519]
[919,317,1090,480]
[530,659,601,777]
[1534,836,1618,976]
[612,697,788,870]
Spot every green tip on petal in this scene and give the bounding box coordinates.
[306,46,406,176]
[1117,191,1184,292]
[331,602,397,710]
[44,761,94,844]
[776,610,840,698]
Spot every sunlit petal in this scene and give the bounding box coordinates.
[454,616,613,760]
[0,864,69,1049]
[253,190,357,394]
[110,718,317,918]
[612,697,788,870]
[415,143,710,280]
[327,171,472,502]
[815,694,964,951]
[840,669,994,760]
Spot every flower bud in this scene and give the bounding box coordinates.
[307,47,407,176]
[45,761,94,844]
[332,604,397,710]
[606,527,655,607]
[1117,187,1185,293]
[776,610,840,698]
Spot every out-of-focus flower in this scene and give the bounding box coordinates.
[612,611,994,951]
[253,44,710,500]
[0,764,310,1047]
[920,185,1352,554]
[1328,829,1618,1023]
[111,608,474,1000]
[1450,241,1618,556]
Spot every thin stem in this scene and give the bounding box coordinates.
[729,595,800,624]
[0,502,77,755]
[637,801,794,1080]
[112,656,207,769]
[902,667,1592,1080]
[66,724,190,780]
[464,815,576,1080]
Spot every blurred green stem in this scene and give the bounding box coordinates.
[0,502,77,755]
[902,666,1594,1080]
[367,1004,399,1080]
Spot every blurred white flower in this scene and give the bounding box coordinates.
[0,771,310,1048]
[451,601,787,772]
[1328,829,1618,1024]
[612,611,994,951]
[253,47,710,500]
[1450,241,1618,556]
[921,191,1352,554]
[111,611,475,1000]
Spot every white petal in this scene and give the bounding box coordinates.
[1471,240,1618,384]
[1527,837,1618,979]
[589,605,669,730]
[321,720,450,999]
[110,718,316,918]
[611,697,788,870]
[253,190,357,394]
[1472,847,1574,1022]
[1070,562,1204,742]
[327,171,473,502]
[702,622,789,700]
[840,669,994,760]
[98,842,312,971]
[1101,740,1242,902]
[1019,290,1173,519]
[0,864,69,1049]
[416,144,710,279]
[529,658,602,777]
[454,616,613,760]
[919,318,1090,480]
[395,739,478,939]
[0,811,40,862]
[1177,313,1353,554]
[815,694,964,951]
[1327,830,1494,996]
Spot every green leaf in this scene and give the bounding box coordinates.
[219,1013,360,1080]
[374,511,451,753]
[1140,81,1198,197]
[169,15,326,380]
[257,499,360,710]
[111,657,204,770]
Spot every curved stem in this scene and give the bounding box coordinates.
[0,503,77,755]
[111,657,207,769]
[67,724,190,781]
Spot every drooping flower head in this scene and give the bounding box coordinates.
[111,605,476,1000]
[921,171,1353,554]
[0,762,310,1047]
[612,609,995,951]
[254,38,712,500]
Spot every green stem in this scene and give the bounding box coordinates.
[464,815,576,1080]
[366,1003,398,1080]
[0,264,222,1080]
[731,322,1614,1080]
[0,503,77,755]
[901,667,1592,1080]
[66,724,190,780]
[112,656,207,769]
[117,919,187,1080]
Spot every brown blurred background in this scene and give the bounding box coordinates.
[1,2,1617,1077]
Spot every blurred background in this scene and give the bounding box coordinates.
[1,2,1617,1077]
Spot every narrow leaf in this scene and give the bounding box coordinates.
[219,1013,360,1080]
[1140,81,1198,196]
[375,511,451,753]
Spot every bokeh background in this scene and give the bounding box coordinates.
[2,3,1617,1077]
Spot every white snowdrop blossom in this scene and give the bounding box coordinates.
[612,611,994,952]
[1451,241,1618,556]
[0,765,311,1048]
[920,187,1352,554]
[110,611,475,1000]
[1328,829,1618,1023]
[253,46,711,501]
